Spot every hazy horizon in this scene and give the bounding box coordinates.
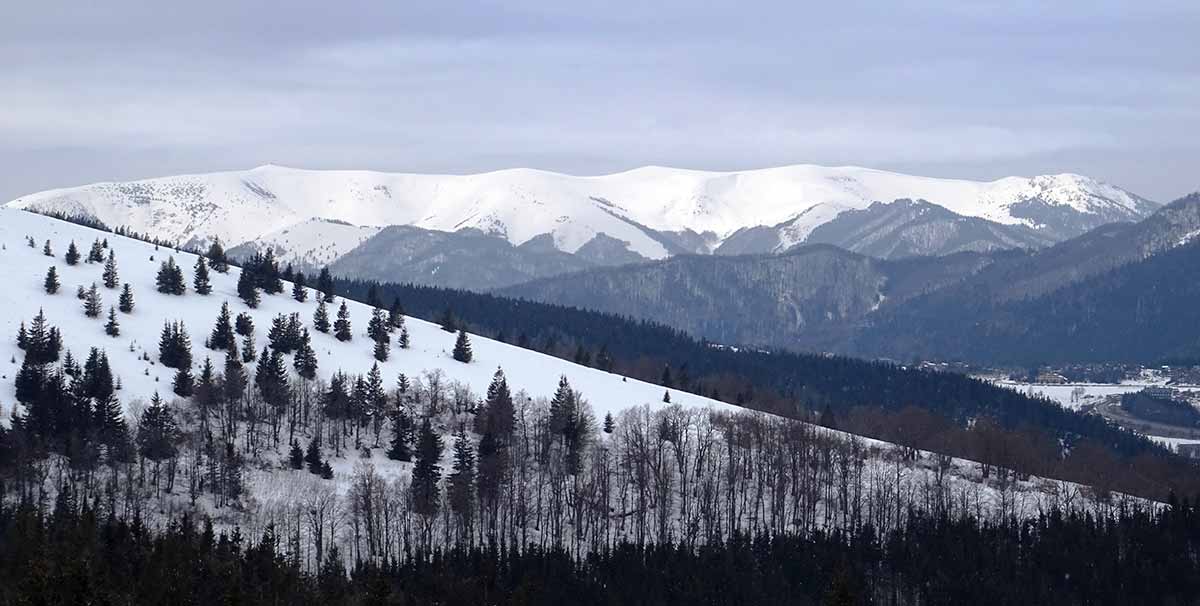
[3,1,1197,203]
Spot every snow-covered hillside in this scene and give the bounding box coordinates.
[6,164,1156,272]
[0,208,732,423]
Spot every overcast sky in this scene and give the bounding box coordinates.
[2,1,1197,202]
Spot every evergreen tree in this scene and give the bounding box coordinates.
[386,409,413,461]
[83,283,103,318]
[118,283,135,313]
[388,298,405,330]
[317,267,335,302]
[663,390,671,403]
[313,299,331,333]
[209,302,236,351]
[235,313,255,336]
[236,269,260,308]
[87,239,106,263]
[206,238,230,273]
[481,369,515,440]
[193,256,212,295]
[43,266,60,294]
[293,329,319,380]
[254,347,288,412]
[373,337,389,362]
[334,302,352,342]
[292,272,308,302]
[603,412,615,434]
[173,364,195,398]
[398,325,410,349]
[438,308,458,332]
[410,418,443,518]
[137,393,179,483]
[102,250,118,288]
[104,306,120,337]
[65,241,80,265]
[367,309,388,343]
[304,436,323,475]
[156,257,186,295]
[260,249,285,294]
[448,425,476,535]
[223,353,247,405]
[288,441,305,470]
[43,240,53,257]
[158,321,193,369]
[452,330,472,363]
[241,333,256,363]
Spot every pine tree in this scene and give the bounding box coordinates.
[65,241,80,265]
[87,239,105,263]
[386,409,412,461]
[255,347,288,411]
[241,333,256,363]
[288,441,305,470]
[43,266,60,294]
[43,240,53,257]
[292,272,308,302]
[83,283,103,318]
[373,337,389,362]
[223,353,247,405]
[260,249,284,294]
[334,302,352,342]
[235,313,254,336]
[158,321,193,369]
[387,298,404,329]
[448,425,476,534]
[367,309,388,343]
[236,269,260,308]
[102,250,119,288]
[398,326,410,349]
[118,283,135,313]
[104,306,120,337]
[317,267,335,302]
[452,330,472,363]
[663,390,671,403]
[193,256,212,295]
[156,257,186,295]
[410,418,443,517]
[206,238,230,273]
[209,302,236,351]
[603,412,615,434]
[481,368,515,440]
[293,329,319,380]
[173,364,195,397]
[305,437,323,475]
[313,299,331,333]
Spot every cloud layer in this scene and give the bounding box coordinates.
[3,1,1198,201]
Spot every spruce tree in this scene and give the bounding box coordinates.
[156,257,186,295]
[235,313,254,336]
[206,238,230,273]
[65,241,80,265]
[83,283,103,318]
[236,269,259,308]
[193,256,212,295]
[388,298,405,330]
[43,266,60,294]
[398,326,410,349]
[104,306,120,337]
[313,299,331,333]
[386,409,412,461]
[334,302,352,342]
[288,441,305,470]
[209,302,236,351]
[410,418,443,518]
[87,239,106,263]
[292,272,308,302]
[118,283,135,313]
[373,337,389,362]
[293,329,319,380]
[317,267,335,302]
[367,309,387,343]
[603,412,615,434]
[43,240,53,257]
[452,330,472,363]
[223,352,247,405]
[305,437,323,475]
[102,250,119,288]
[173,364,195,397]
[448,425,476,532]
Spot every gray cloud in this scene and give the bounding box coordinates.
[2,0,1198,201]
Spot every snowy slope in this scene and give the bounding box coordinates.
[0,208,736,423]
[7,164,1155,269]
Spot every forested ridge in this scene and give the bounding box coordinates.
[2,495,1198,605]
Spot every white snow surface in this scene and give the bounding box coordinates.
[6,164,1150,262]
[0,208,737,423]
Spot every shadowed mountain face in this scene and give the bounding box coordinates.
[500,245,999,350]
[502,193,1200,365]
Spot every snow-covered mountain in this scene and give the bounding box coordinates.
[6,164,1157,286]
